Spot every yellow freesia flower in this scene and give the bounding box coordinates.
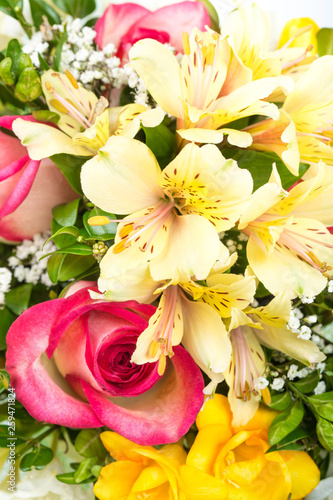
[244,56,333,174]
[181,394,320,500]
[129,28,293,147]
[12,69,164,160]
[223,293,325,426]
[239,162,333,299]
[94,432,186,500]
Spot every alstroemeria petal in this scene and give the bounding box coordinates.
[247,233,328,298]
[94,3,149,49]
[177,127,253,147]
[238,181,285,229]
[149,214,220,283]
[93,461,144,500]
[81,136,163,214]
[181,297,231,378]
[247,292,291,327]
[130,39,184,118]
[297,136,333,165]
[180,465,229,500]
[81,345,204,445]
[12,119,91,160]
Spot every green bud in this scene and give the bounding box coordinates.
[0,58,16,86]
[92,242,108,261]
[14,66,42,102]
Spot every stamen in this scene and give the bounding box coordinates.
[148,340,159,358]
[65,69,79,89]
[88,215,111,226]
[261,387,271,405]
[158,353,167,376]
[183,32,190,55]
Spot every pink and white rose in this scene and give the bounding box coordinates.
[95,1,210,61]
[5,281,204,445]
[0,115,77,243]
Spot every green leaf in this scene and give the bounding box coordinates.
[292,370,320,394]
[17,53,33,74]
[0,0,23,18]
[142,122,175,161]
[324,357,333,376]
[316,418,333,452]
[0,370,10,390]
[6,38,22,77]
[56,471,94,484]
[44,225,79,249]
[47,253,66,284]
[53,30,67,72]
[50,220,78,249]
[32,110,60,125]
[317,28,333,56]
[58,254,96,282]
[75,429,105,460]
[268,391,292,411]
[0,58,15,85]
[307,392,333,421]
[5,284,33,315]
[38,53,50,71]
[14,67,42,102]
[0,308,15,350]
[73,457,96,483]
[29,0,60,27]
[50,154,85,194]
[266,427,309,453]
[197,0,220,31]
[268,399,304,445]
[52,198,80,227]
[44,243,93,257]
[20,445,54,471]
[83,208,117,240]
[226,150,310,191]
[119,85,135,106]
[54,0,96,17]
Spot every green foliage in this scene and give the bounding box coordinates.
[266,427,309,453]
[82,208,117,241]
[317,418,333,452]
[52,199,81,227]
[269,391,292,411]
[53,0,96,18]
[5,284,33,315]
[32,110,60,124]
[317,28,333,56]
[292,370,321,394]
[268,399,304,445]
[29,0,60,26]
[20,445,54,471]
[50,154,86,194]
[0,308,15,349]
[75,429,106,461]
[142,122,175,166]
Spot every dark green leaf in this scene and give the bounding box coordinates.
[317,28,333,56]
[53,0,95,17]
[0,81,26,109]
[119,85,135,106]
[20,445,54,471]
[47,253,66,284]
[38,53,50,71]
[308,392,333,421]
[142,122,175,160]
[58,254,96,281]
[0,308,15,349]
[266,442,304,453]
[269,391,292,411]
[44,243,93,257]
[226,150,310,191]
[75,429,105,460]
[44,225,79,249]
[268,399,304,445]
[292,370,320,394]
[73,457,96,483]
[5,284,33,315]
[33,110,60,125]
[50,154,85,194]
[29,0,60,27]
[14,67,42,102]
[56,471,93,484]
[52,198,80,227]
[266,427,309,453]
[6,38,22,76]
[317,418,333,452]
[50,220,78,249]
[324,357,333,376]
[83,208,117,240]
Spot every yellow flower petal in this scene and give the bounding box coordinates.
[131,464,168,491]
[177,127,253,147]
[279,450,320,499]
[196,394,232,430]
[94,461,144,500]
[180,465,229,500]
[100,432,148,462]
[278,18,319,55]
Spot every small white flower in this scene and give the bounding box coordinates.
[271,377,285,391]
[287,364,299,380]
[0,267,12,287]
[300,295,315,304]
[316,362,326,373]
[254,376,269,391]
[89,51,105,64]
[297,325,312,340]
[328,280,333,293]
[93,70,104,80]
[324,344,333,354]
[311,334,325,349]
[305,315,317,324]
[297,368,310,379]
[61,50,75,65]
[293,308,304,320]
[103,43,116,56]
[8,256,20,268]
[238,232,248,242]
[80,70,95,83]
[75,48,90,62]
[14,265,26,282]
[82,26,96,41]
[314,380,326,395]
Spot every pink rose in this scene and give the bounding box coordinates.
[95,1,210,61]
[5,281,204,445]
[0,115,77,243]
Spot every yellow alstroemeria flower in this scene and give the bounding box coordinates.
[82,138,253,285]
[129,27,294,147]
[223,293,325,426]
[93,243,255,379]
[181,394,320,500]
[239,162,333,299]
[12,69,164,160]
[94,431,186,500]
[244,56,333,174]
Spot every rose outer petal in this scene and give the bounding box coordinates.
[81,345,204,445]
[5,300,103,428]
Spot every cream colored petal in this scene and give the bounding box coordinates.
[139,107,165,127]
[81,136,163,214]
[129,39,184,118]
[247,233,328,299]
[283,56,333,131]
[247,293,291,327]
[228,308,262,333]
[72,109,110,152]
[297,136,333,165]
[238,182,286,229]
[177,127,253,147]
[255,324,326,366]
[149,214,220,283]
[12,118,91,160]
[209,243,238,275]
[181,296,232,376]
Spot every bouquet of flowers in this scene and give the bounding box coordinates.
[1,0,333,498]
